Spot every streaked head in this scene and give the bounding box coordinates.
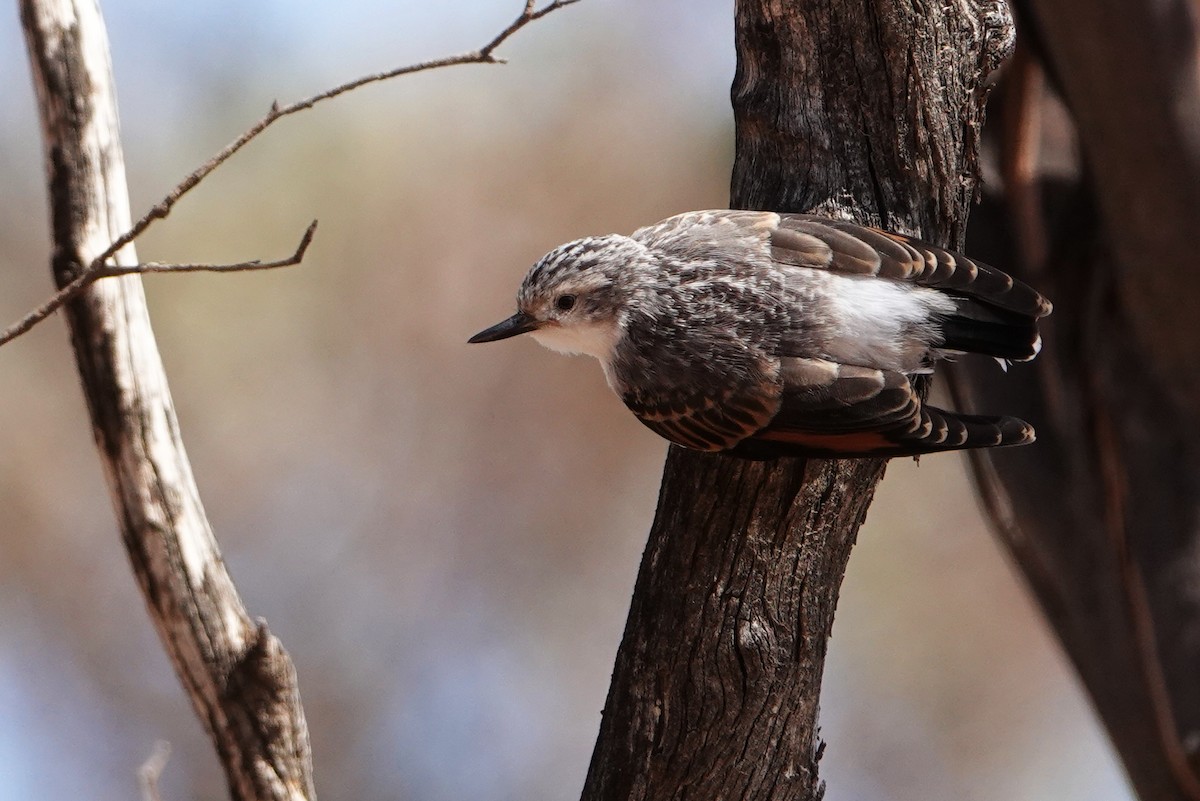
[468,235,649,360]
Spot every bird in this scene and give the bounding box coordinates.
[468,210,1052,458]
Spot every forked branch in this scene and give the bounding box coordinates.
[4,0,577,348]
[0,222,316,347]
[87,0,579,272]
[18,1,578,799]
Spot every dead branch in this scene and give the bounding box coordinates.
[4,0,577,350]
[138,741,172,801]
[0,221,316,347]
[87,0,578,272]
[22,0,318,794]
[17,1,576,799]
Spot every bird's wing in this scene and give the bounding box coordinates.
[731,357,1034,457]
[620,355,1033,457]
[611,253,789,453]
[620,377,781,452]
[769,214,1052,318]
[631,209,780,260]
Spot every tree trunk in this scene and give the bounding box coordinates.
[580,2,1013,799]
[955,2,1200,798]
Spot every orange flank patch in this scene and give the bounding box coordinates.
[755,429,896,452]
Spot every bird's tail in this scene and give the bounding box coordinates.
[731,406,1035,459]
[936,297,1042,362]
[910,407,1036,453]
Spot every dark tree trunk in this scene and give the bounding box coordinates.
[956,2,1200,799]
[580,2,1013,799]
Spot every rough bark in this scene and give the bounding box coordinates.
[580,2,1013,799]
[19,2,315,799]
[956,2,1200,799]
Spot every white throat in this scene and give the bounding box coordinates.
[530,320,622,364]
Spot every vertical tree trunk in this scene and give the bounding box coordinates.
[580,3,1013,799]
[20,1,315,798]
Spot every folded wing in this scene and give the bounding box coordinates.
[731,357,1035,458]
[620,378,780,452]
[769,214,1052,319]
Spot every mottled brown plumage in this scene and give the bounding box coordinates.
[469,210,1051,458]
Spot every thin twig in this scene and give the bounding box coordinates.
[1,0,576,350]
[0,221,316,347]
[138,740,172,801]
[87,0,578,272]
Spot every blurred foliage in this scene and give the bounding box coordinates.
[0,2,1128,800]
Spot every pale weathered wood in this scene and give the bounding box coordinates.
[580,2,1014,799]
[19,1,315,799]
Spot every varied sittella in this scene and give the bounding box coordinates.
[469,210,1052,458]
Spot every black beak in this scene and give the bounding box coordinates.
[468,312,540,344]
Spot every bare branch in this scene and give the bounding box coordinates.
[86,0,577,272]
[18,0,576,796]
[2,1,574,351]
[21,0,320,793]
[0,221,316,348]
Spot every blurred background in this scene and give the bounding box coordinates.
[0,1,1129,799]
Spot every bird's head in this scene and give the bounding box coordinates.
[468,235,649,361]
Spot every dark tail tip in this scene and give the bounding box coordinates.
[938,303,1043,362]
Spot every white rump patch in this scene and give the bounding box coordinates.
[821,273,956,373]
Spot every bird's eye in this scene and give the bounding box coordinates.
[556,294,577,312]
